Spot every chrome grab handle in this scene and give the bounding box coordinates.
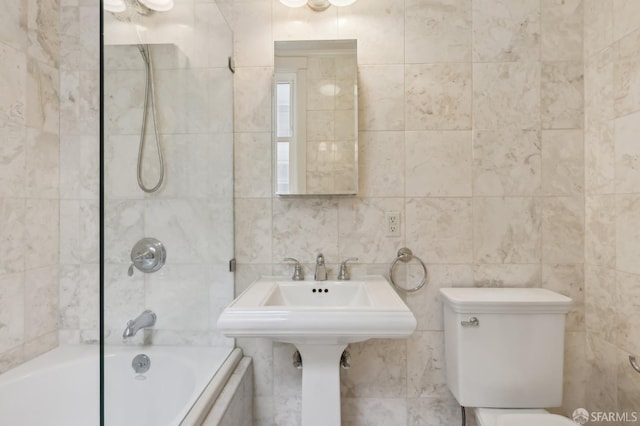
[461,317,479,327]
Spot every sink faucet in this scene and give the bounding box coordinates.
[337,257,358,281]
[315,253,327,281]
[123,310,157,339]
[284,257,304,281]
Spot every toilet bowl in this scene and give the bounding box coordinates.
[475,408,577,426]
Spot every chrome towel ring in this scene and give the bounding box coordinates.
[388,247,428,293]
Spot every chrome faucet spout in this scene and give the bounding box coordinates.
[315,253,327,281]
[123,310,157,339]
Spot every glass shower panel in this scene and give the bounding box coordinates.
[102,2,234,425]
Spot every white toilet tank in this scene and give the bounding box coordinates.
[440,287,572,408]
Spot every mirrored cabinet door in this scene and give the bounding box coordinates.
[274,39,358,196]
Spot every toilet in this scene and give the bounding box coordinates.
[439,287,577,426]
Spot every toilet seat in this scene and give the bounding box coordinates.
[475,408,577,426]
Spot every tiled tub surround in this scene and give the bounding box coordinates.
[102,2,235,348]
[583,0,640,416]
[4,0,240,422]
[57,0,238,351]
[58,2,101,346]
[1,0,109,370]
[224,0,589,423]
[0,0,61,372]
[200,356,254,426]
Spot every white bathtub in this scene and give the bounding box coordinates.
[0,345,236,426]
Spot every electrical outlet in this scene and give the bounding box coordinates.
[385,211,400,237]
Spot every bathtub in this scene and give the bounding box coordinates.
[0,345,238,426]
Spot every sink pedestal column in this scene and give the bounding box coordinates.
[295,343,348,426]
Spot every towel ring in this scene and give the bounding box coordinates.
[388,248,427,293]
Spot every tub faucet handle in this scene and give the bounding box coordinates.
[129,238,166,277]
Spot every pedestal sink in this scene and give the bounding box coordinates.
[216,276,417,426]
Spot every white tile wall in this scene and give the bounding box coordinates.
[225,0,588,423]
[53,1,236,351]
[101,4,235,347]
[6,0,639,423]
[0,0,60,372]
[583,0,640,415]
[58,1,100,345]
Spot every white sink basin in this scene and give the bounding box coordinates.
[217,275,417,426]
[264,280,372,307]
[217,275,416,345]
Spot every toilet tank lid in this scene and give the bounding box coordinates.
[439,288,572,314]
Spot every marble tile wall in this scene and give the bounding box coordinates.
[57,0,236,351]
[0,0,61,373]
[203,357,254,426]
[101,1,235,348]
[57,0,101,346]
[583,0,640,416]
[224,0,586,423]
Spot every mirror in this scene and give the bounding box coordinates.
[274,39,358,195]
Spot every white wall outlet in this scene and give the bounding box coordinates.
[385,211,400,237]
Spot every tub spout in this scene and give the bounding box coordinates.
[123,310,157,339]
